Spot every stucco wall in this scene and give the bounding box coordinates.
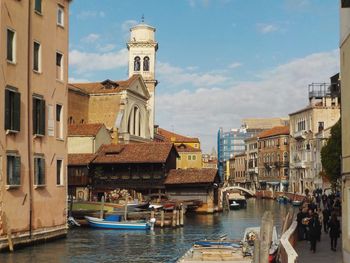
[176,152,202,169]
[68,90,89,124]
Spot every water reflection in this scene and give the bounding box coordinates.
[0,199,294,263]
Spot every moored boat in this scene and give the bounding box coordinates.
[292,200,303,206]
[228,192,247,209]
[84,216,153,230]
[229,201,240,210]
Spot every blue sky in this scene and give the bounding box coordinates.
[69,0,340,152]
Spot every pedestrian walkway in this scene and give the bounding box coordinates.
[296,231,342,263]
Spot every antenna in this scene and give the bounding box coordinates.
[141,14,145,23]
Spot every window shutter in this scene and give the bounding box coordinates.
[41,158,45,185]
[13,92,20,131]
[5,89,11,130]
[34,158,38,185]
[14,156,21,185]
[40,100,46,135]
[33,98,37,134]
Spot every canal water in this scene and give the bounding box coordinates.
[0,199,294,263]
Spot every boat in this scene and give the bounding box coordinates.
[277,195,289,204]
[242,226,279,263]
[229,201,241,210]
[292,200,303,206]
[84,215,153,230]
[177,239,249,262]
[228,192,247,209]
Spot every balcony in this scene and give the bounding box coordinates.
[293,130,306,140]
[294,161,306,169]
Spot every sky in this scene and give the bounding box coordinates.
[69,0,340,153]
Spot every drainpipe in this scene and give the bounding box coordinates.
[27,0,33,238]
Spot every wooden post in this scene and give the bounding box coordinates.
[172,209,176,228]
[259,211,273,263]
[180,205,184,226]
[124,197,128,222]
[100,195,105,219]
[161,209,165,228]
[176,209,180,226]
[253,236,260,263]
[151,209,155,220]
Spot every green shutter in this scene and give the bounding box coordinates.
[4,89,11,130]
[41,158,45,185]
[34,158,38,185]
[40,100,45,135]
[14,156,21,185]
[13,92,20,131]
[33,98,37,134]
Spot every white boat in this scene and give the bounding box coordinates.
[84,216,153,230]
[229,201,240,210]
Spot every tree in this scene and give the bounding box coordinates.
[321,119,342,188]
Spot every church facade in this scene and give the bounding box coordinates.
[68,21,158,143]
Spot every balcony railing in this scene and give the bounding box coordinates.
[293,130,306,140]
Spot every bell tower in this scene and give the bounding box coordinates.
[127,20,158,138]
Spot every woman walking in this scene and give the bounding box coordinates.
[328,213,341,251]
[308,212,321,253]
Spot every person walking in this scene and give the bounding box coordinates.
[308,212,321,253]
[328,213,341,251]
[322,207,330,233]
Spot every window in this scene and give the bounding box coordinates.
[342,0,350,8]
[56,159,63,185]
[7,29,16,62]
[56,52,63,80]
[192,155,196,161]
[33,42,41,72]
[33,97,45,136]
[48,105,54,136]
[57,5,64,26]
[7,155,21,186]
[143,56,150,71]
[34,156,45,186]
[56,104,63,139]
[188,155,191,161]
[5,88,20,132]
[34,0,42,13]
[318,122,324,132]
[134,56,141,71]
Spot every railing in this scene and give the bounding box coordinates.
[280,221,298,263]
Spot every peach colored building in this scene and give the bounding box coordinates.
[231,153,247,187]
[0,0,70,250]
[257,126,290,192]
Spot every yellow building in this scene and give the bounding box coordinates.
[340,1,350,261]
[155,127,202,169]
[0,0,71,250]
[175,144,202,169]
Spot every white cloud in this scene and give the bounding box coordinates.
[188,0,210,7]
[81,33,100,43]
[257,23,279,34]
[97,43,117,52]
[69,49,128,73]
[228,62,242,69]
[158,62,228,87]
[156,50,339,152]
[77,10,105,20]
[285,0,310,10]
[69,77,91,83]
[121,20,138,32]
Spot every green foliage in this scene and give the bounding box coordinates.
[321,120,342,187]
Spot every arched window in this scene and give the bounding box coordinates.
[143,56,150,71]
[128,106,142,137]
[283,152,288,162]
[134,56,141,71]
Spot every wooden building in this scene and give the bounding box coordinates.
[67,142,179,200]
[164,168,220,213]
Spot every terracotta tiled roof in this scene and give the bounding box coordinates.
[68,154,96,166]
[68,75,140,94]
[175,144,201,153]
[68,123,105,136]
[157,128,200,143]
[93,142,178,164]
[165,168,218,185]
[257,126,290,139]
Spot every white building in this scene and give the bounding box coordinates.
[289,83,340,194]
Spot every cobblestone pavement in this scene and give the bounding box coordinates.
[296,230,342,263]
